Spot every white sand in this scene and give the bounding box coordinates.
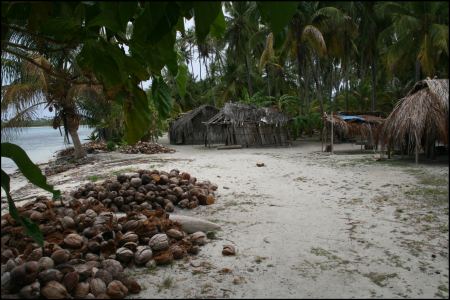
[2,136,448,298]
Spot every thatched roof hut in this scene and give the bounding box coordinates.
[381,78,449,162]
[323,113,384,146]
[169,105,221,145]
[205,102,291,147]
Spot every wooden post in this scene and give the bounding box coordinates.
[322,116,328,151]
[415,131,419,164]
[320,116,327,152]
[330,111,334,154]
[205,124,209,148]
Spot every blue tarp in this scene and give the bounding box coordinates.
[339,115,365,122]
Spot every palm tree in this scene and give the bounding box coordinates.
[283,2,327,115]
[353,1,390,111]
[223,1,261,98]
[313,4,358,112]
[376,1,449,81]
[1,51,102,159]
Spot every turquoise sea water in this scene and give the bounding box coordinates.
[1,126,94,174]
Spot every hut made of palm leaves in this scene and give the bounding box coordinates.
[204,102,291,147]
[381,78,449,158]
[323,113,384,145]
[168,105,222,145]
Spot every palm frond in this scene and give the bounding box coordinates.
[430,24,449,56]
[2,82,45,114]
[393,15,420,37]
[417,34,434,77]
[313,7,346,32]
[1,101,47,141]
[259,33,274,72]
[302,25,327,57]
[374,2,409,20]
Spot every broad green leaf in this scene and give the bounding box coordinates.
[210,8,226,38]
[257,2,299,35]
[273,28,288,50]
[151,77,173,119]
[123,87,152,144]
[175,62,188,99]
[147,2,180,44]
[39,17,83,41]
[175,16,185,34]
[20,216,45,247]
[86,7,122,33]
[117,2,138,32]
[1,169,44,248]
[77,40,123,89]
[193,2,222,43]
[87,2,136,33]
[178,1,194,19]
[132,2,168,44]
[130,32,177,74]
[101,41,148,82]
[1,143,60,199]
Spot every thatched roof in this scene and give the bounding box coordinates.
[381,78,449,148]
[206,102,290,126]
[323,113,384,141]
[169,105,219,141]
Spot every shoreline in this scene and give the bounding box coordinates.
[1,136,448,298]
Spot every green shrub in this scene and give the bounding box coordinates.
[106,141,116,151]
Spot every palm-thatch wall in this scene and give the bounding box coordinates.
[381,78,449,161]
[169,105,222,145]
[323,113,384,146]
[205,102,291,147]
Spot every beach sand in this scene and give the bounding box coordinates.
[2,135,448,298]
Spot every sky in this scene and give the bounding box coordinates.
[37,17,206,118]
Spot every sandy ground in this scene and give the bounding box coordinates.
[2,135,449,299]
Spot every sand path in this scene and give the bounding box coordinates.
[2,137,448,298]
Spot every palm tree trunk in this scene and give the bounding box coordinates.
[344,59,349,112]
[211,53,217,107]
[190,45,195,75]
[304,59,311,114]
[198,46,202,81]
[245,55,253,96]
[415,59,421,82]
[309,55,325,117]
[68,126,85,159]
[293,19,305,115]
[296,42,304,115]
[370,58,376,112]
[203,56,209,91]
[66,113,86,159]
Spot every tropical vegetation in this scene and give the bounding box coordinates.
[1,1,448,245]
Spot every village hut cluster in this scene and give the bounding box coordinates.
[169,102,291,148]
[169,78,448,163]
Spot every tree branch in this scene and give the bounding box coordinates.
[2,47,103,86]
[2,23,74,46]
[2,47,70,80]
[2,41,70,53]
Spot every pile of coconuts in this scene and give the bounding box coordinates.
[72,168,218,213]
[119,142,175,154]
[0,169,217,299]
